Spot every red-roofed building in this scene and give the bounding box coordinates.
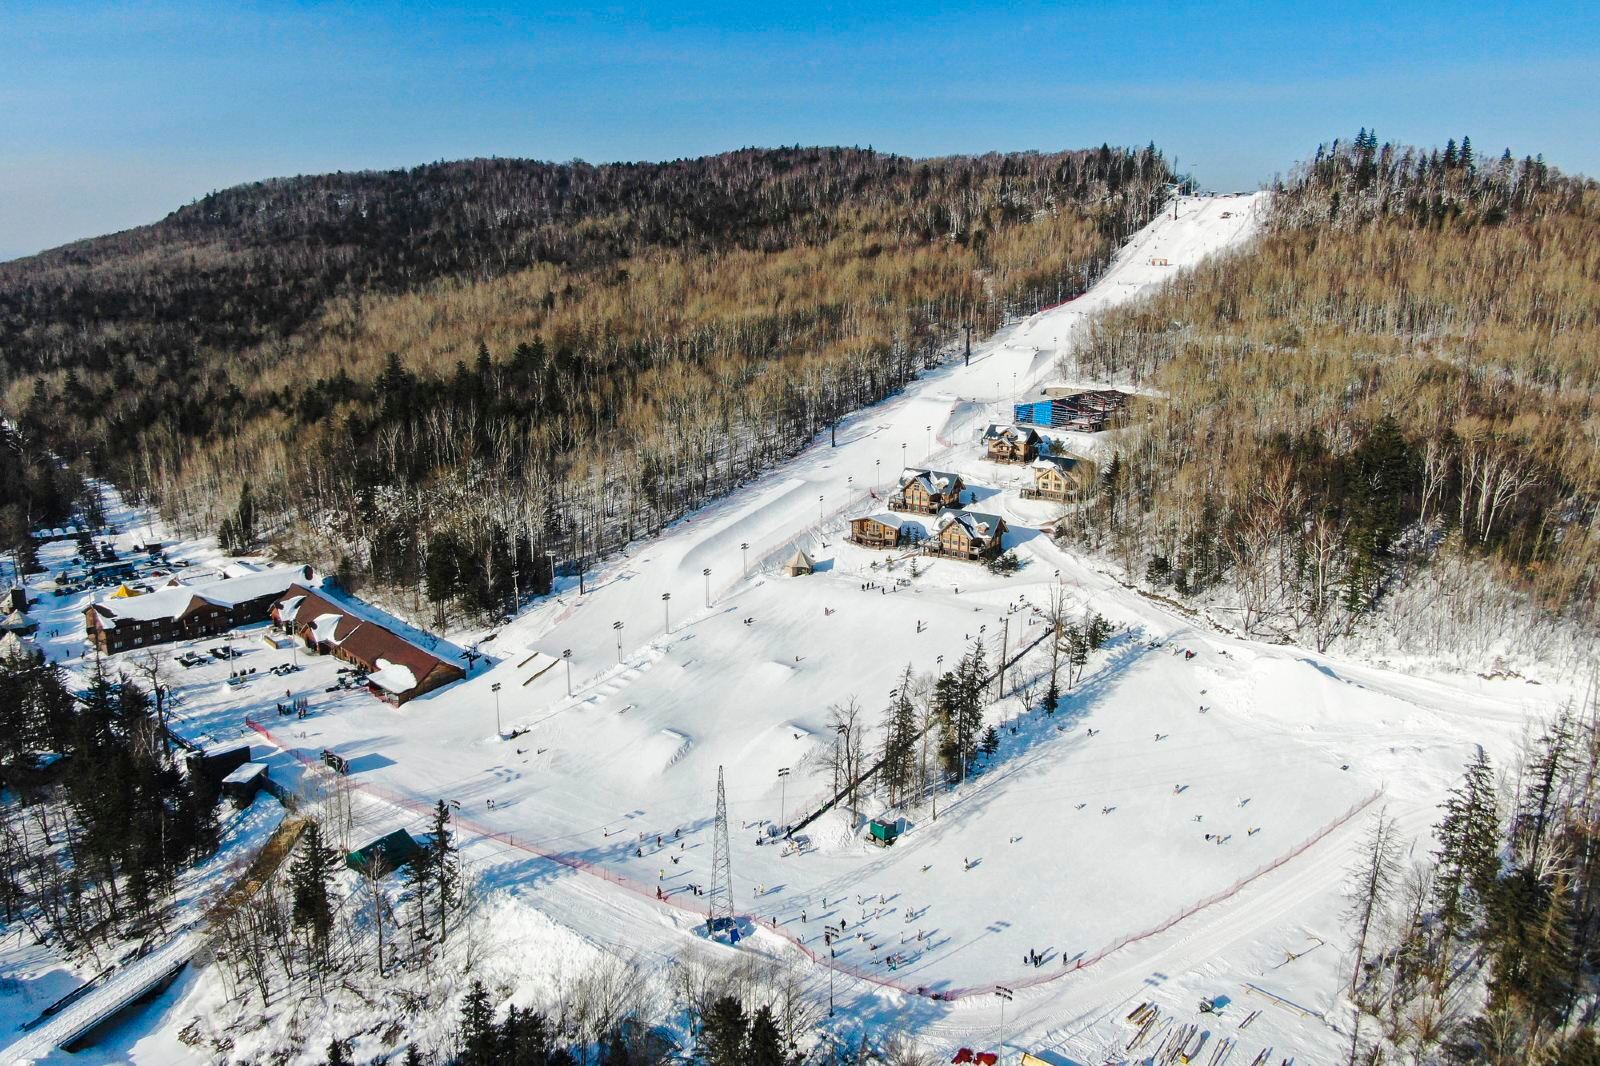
[271,585,465,705]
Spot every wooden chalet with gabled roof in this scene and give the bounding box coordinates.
[1022,453,1094,502]
[982,423,1042,464]
[930,509,1007,561]
[847,513,926,550]
[889,469,965,515]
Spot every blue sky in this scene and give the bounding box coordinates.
[2,1,1596,261]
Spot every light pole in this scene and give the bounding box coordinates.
[562,649,572,697]
[545,549,556,594]
[662,592,671,633]
[740,542,749,578]
[491,681,502,737]
[777,766,790,829]
[702,567,711,608]
[901,442,906,469]
[874,458,880,494]
[995,985,1013,1028]
[824,923,841,1015]
[818,494,824,526]
[613,620,624,663]
[925,424,931,456]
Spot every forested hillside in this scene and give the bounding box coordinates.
[0,146,1174,618]
[1067,133,1600,671]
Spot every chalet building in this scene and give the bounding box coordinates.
[982,424,1042,464]
[847,513,925,550]
[84,566,313,654]
[1022,454,1094,502]
[930,510,1007,561]
[889,469,965,515]
[271,585,466,705]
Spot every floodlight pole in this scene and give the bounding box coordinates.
[777,766,790,828]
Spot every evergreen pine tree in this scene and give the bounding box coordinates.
[325,1037,352,1066]
[458,980,497,1066]
[1434,750,1500,944]
[290,821,340,964]
[426,799,460,942]
[745,1004,787,1066]
[879,665,918,804]
[698,995,748,1066]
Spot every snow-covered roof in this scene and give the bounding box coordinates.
[936,510,1005,540]
[221,762,268,786]
[310,613,345,644]
[0,609,30,631]
[0,631,32,655]
[367,659,419,695]
[897,468,961,494]
[275,594,306,623]
[223,561,265,578]
[784,549,815,573]
[983,423,1038,441]
[855,512,913,530]
[1031,454,1081,473]
[88,566,311,628]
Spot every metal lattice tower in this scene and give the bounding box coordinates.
[707,765,735,935]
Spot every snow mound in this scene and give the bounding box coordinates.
[636,728,694,773]
[751,660,797,686]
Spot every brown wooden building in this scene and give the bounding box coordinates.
[84,566,313,654]
[272,585,466,705]
[1022,454,1094,502]
[930,510,1008,561]
[889,469,965,515]
[847,513,925,550]
[983,424,1042,464]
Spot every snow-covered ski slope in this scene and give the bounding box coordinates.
[157,193,1562,1063]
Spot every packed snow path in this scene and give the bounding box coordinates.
[157,193,1557,1062]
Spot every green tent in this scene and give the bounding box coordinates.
[346,828,420,876]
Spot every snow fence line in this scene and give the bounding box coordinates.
[245,717,1381,1005]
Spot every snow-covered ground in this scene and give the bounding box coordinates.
[6,193,1571,1063]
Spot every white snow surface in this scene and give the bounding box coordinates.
[5,194,1573,1064]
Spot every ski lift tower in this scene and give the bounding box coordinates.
[707,765,735,937]
[1163,181,1184,219]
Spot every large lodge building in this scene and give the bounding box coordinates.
[84,566,313,654]
[84,567,466,705]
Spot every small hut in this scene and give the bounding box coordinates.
[0,631,36,660]
[220,762,268,806]
[784,550,815,577]
[0,609,35,636]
